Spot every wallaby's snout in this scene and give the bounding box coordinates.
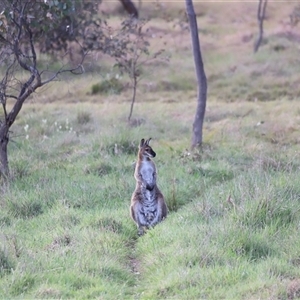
[146,148,156,158]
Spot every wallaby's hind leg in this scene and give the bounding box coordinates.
[130,203,148,235]
[148,192,167,227]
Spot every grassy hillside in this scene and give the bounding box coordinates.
[1,1,300,299]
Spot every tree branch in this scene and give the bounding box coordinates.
[40,52,87,86]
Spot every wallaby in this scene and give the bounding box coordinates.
[130,138,167,235]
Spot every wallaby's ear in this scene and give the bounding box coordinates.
[145,138,152,146]
[139,139,145,148]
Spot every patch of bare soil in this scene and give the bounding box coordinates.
[287,279,300,300]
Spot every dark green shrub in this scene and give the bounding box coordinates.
[77,111,92,125]
[91,78,123,95]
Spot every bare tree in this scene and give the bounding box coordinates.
[185,0,207,149]
[0,1,86,179]
[254,0,268,53]
[110,19,165,122]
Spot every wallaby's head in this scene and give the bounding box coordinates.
[139,138,156,159]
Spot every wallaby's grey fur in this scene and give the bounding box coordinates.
[130,138,167,235]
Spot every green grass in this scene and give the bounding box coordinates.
[1,2,300,299]
[2,98,300,299]
[135,169,300,299]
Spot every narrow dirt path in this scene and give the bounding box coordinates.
[127,236,142,299]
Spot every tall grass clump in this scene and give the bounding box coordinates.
[5,194,44,219]
[76,111,92,125]
[0,249,15,277]
[9,274,36,296]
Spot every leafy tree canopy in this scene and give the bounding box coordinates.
[0,0,104,57]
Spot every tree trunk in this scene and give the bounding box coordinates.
[254,0,268,53]
[0,125,10,178]
[185,0,207,149]
[119,0,139,18]
[128,75,137,122]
